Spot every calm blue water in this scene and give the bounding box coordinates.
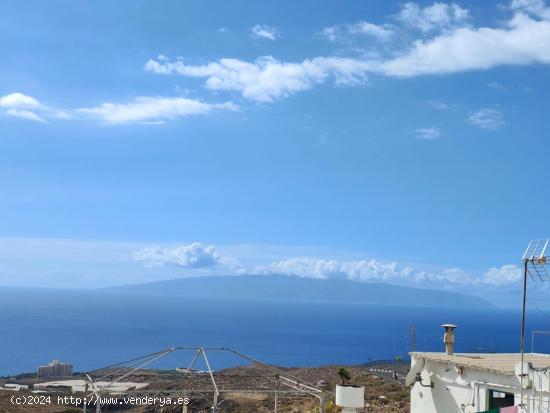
[1,289,549,376]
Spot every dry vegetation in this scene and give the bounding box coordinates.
[1,364,409,413]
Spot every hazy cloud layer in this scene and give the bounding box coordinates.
[132,243,523,287]
[253,257,521,286]
[0,237,524,289]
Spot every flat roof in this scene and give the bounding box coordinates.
[411,352,550,375]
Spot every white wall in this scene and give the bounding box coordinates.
[410,356,550,413]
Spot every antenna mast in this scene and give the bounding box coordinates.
[519,239,549,411]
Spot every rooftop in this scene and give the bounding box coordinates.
[411,352,550,375]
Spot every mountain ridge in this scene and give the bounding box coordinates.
[103,275,494,309]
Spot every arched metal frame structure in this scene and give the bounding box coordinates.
[82,347,330,413]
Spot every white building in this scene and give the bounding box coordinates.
[33,380,149,393]
[37,360,73,377]
[0,383,29,391]
[407,351,550,412]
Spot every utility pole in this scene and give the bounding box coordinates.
[83,382,88,413]
[95,390,101,413]
[410,324,417,353]
[274,375,279,413]
[182,390,188,413]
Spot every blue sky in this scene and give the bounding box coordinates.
[1,0,550,301]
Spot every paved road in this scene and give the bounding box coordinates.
[365,363,410,384]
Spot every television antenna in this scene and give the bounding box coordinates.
[519,239,549,410]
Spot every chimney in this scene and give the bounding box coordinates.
[442,324,457,355]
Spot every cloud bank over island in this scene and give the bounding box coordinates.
[131,241,522,288]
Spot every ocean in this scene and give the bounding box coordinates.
[0,288,548,376]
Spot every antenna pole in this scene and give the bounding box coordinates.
[520,259,528,410]
[410,324,417,353]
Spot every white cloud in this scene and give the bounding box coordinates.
[349,21,394,41]
[416,127,441,139]
[147,8,550,101]
[0,93,237,125]
[396,2,469,32]
[133,242,244,274]
[135,246,436,283]
[0,92,41,109]
[251,25,279,40]
[380,13,550,77]
[254,256,527,287]
[320,26,339,42]
[255,257,402,281]
[320,21,393,43]
[5,109,47,123]
[440,268,475,284]
[511,0,550,20]
[77,96,238,124]
[133,242,224,269]
[342,260,401,281]
[254,257,484,285]
[426,100,450,109]
[351,22,392,38]
[145,56,371,102]
[483,264,522,285]
[488,82,509,92]
[0,92,46,123]
[0,92,72,123]
[468,108,505,130]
